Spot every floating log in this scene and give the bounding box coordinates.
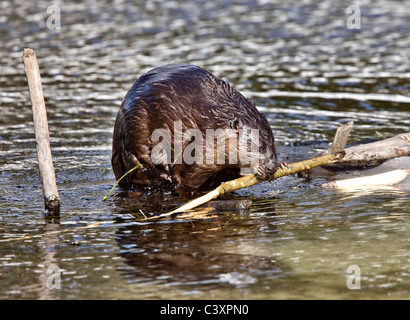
[23,48,60,215]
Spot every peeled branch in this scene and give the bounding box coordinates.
[322,169,410,189]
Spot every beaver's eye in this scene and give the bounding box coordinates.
[260,146,266,153]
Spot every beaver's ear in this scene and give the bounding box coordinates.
[229,117,240,130]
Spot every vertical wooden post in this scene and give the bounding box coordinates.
[23,48,60,215]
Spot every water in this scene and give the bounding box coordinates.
[1,0,409,300]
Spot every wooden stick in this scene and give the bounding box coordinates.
[23,48,60,215]
[147,152,345,219]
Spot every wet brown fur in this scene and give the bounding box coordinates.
[112,64,278,196]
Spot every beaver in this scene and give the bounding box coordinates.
[111,63,278,196]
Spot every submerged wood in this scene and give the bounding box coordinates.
[23,48,60,215]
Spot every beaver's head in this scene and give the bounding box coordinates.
[229,115,278,181]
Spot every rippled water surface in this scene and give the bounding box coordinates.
[1,0,409,299]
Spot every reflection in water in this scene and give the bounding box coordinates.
[109,190,286,292]
[115,216,285,288]
[0,0,409,299]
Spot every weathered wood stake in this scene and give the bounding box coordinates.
[23,48,60,215]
